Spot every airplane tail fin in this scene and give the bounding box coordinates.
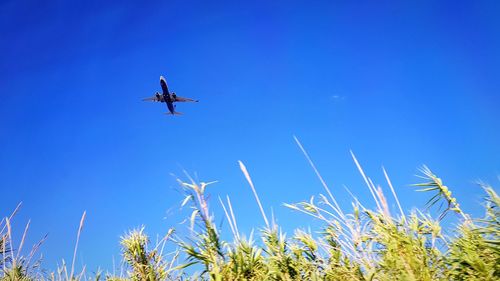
[165,111,183,116]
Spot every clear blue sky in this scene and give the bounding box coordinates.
[1,0,499,273]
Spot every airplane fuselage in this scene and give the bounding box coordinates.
[164,93,175,114]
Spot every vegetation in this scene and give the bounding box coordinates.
[1,146,499,280]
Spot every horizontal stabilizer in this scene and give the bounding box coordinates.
[165,111,183,116]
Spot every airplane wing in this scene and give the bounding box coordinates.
[160,76,170,95]
[173,95,199,102]
[142,95,163,102]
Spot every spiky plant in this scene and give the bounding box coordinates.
[224,236,266,280]
[2,146,499,281]
[174,179,227,280]
[445,186,500,280]
[1,264,33,281]
[119,227,167,281]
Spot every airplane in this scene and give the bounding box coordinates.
[143,76,198,115]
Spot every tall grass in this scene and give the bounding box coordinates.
[1,149,499,280]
